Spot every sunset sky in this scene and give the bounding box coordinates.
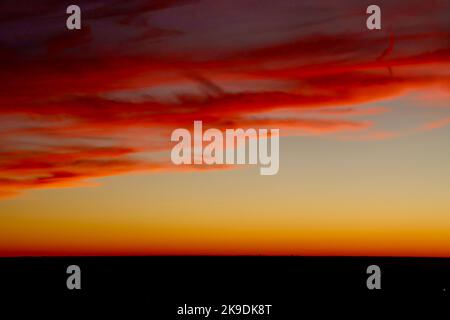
[0,0,449,256]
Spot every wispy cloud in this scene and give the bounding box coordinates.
[0,0,449,197]
[420,117,450,131]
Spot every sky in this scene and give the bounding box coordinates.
[0,0,449,256]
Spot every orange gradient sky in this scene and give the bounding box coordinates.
[0,0,449,256]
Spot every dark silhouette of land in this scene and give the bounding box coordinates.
[1,256,449,316]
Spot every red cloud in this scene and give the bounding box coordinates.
[0,0,449,198]
[47,26,92,54]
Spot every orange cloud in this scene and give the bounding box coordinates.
[420,117,450,131]
[339,131,400,141]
